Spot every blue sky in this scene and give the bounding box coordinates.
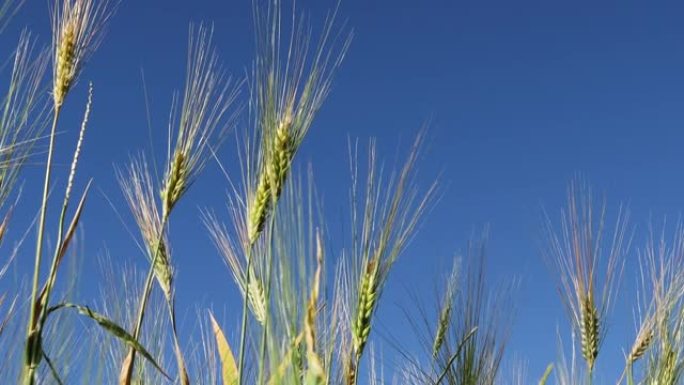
[5,0,684,382]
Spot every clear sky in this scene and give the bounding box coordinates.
[5,0,684,383]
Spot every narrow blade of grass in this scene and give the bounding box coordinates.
[48,303,170,380]
[210,311,238,385]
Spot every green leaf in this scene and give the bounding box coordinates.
[49,303,170,380]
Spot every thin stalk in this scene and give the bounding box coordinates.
[237,245,254,385]
[433,327,478,385]
[256,267,271,385]
[37,169,74,329]
[133,212,170,335]
[627,365,634,385]
[121,212,170,382]
[257,216,276,385]
[166,297,188,385]
[23,108,61,385]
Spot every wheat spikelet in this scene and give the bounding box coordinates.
[245,0,350,246]
[118,158,173,301]
[343,135,436,385]
[246,267,267,324]
[352,260,378,355]
[580,295,599,370]
[247,173,270,245]
[628,326,654,364]
[543,180,629,374]
[432,261,459,358]
[150,240,173,300]
[161,23,237,218]
[161,151,189,217]
[432,305,451,358]
[52,0,115,108]
[204,212,268,324]
[267,118,293,196]
[246,117,294,245]
[53,20,75,107]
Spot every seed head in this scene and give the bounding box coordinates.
[52,0,115,108]
[580,295,600,370]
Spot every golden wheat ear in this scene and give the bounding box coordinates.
[52,0,116,108]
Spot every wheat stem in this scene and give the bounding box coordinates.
[237,245,254,385]
[37,83,93,332]
[23,108,61,385]
[256,251,273,385]
[119,211,170,385]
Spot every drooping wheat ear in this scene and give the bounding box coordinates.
[119,158,173,300]
[543,179,629,373]
[161,23,238,218]
[204,212,267,324]
[52,0,115,108]
[580,295,599,370]
[433,261,459,358]
[245,0,351,246]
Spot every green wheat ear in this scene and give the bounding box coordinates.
[580,295,600,370]
[352,260,381,356]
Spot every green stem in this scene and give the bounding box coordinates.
[256,213,277,385]
[121,212,170,383]
[256,254,273,385]
[23,108,61,385]
[626,364,635,385]
[167,296,189,385]
[237,245,254,385]
[37,178,72,327]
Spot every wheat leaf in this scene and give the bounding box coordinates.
[56,179,92,264]
[49,302,170,380]
[209,311,238,385]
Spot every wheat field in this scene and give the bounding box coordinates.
[0,0,681,384]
